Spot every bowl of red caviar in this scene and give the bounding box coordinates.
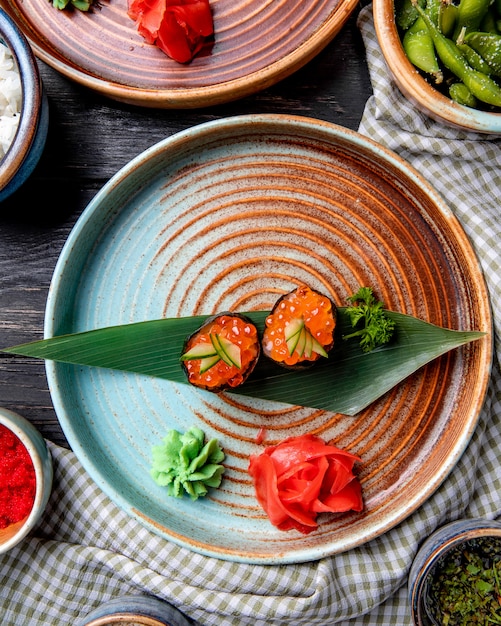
[0,407,53,554]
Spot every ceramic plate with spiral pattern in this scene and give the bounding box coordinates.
[2,0,358,107]
[45,115,492,563]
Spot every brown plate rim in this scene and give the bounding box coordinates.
[3,0,359,108]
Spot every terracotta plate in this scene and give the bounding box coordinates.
[2,0,358,108]
[45,115,492,564]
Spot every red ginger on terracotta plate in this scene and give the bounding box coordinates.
[128,0,214,63]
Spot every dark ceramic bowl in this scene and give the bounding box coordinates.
[76,595,192,626]
[0,8,48,201]
[408,518,501,625]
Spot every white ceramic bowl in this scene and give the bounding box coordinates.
[0,407,53,554]
[408,518,501,625]
[0,8,49,201]
[372,0,501,133]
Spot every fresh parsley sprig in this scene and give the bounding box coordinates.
[343,287,395,353]
[51,0,94,11]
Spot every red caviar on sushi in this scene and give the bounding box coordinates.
[262,285,336,368]
[180,313,260,391]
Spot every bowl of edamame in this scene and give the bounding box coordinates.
[373,0,501,133]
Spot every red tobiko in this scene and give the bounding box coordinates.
[128,0,213,63]
[0,424,36,529]
[248,434,363,535]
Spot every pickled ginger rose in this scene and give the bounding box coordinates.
[249,434,363,534]
[128,0,213,63]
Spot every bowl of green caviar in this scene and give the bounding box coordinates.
[409,518,501,625]
[0,407,53,554]
[373,0,501,133]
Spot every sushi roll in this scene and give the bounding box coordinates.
[262,285,336,368]
[180,313,260,392]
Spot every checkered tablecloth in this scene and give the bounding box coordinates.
[2,5,501,624]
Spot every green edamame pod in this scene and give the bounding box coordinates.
[452,0,491,39]
[403,27,444,82]
[396,0,421,30]
[425,0,442,25]
[457,42,492,73]
[449,81,478,106]
[465,31,501,75]
[461,65,501,106]
[480,8,499,34]
[414,2,501,106]
[438,1,457,37]
[408,15,427,33]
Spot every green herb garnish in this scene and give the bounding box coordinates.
[151,427,225,500]
[427,537,501,625]
[50,0,94,11]
[343,287,396,353]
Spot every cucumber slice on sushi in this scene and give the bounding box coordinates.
[210,333,242,368]
[180,313,260,392]
[262,285,336,368]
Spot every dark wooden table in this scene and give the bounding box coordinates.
[0,7,373,448]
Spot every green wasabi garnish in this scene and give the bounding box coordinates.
[151,427,225,500]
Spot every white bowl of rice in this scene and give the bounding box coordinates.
[0,8,48,202]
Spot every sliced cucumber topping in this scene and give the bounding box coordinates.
[285,318,305,356]
[303,329,313,359]
[181,342,218,361]
[310,335,329,358]
[210,333,242,369]
[182,332,242,373]
[199,354,221,374]
[284,317,328,359]
[295,326,307,357]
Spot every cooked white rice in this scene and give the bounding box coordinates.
[0,40,22,160]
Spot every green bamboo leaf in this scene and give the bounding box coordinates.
[1,310,485,416]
